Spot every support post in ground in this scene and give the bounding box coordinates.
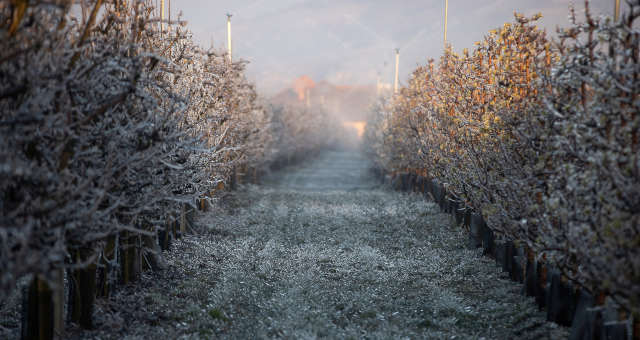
[68,249,97,329]
[180,203,186,234]
[52,269,63,337]
[97,236,116,298]
[159,219,172,251]
[142,229,164,271]
[120,232,141,284]
[22,273,63,340]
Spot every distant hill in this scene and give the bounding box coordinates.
[270,76,378,122]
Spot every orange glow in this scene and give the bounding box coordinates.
[342,121,366,138]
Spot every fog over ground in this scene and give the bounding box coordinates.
[173,0,615,95]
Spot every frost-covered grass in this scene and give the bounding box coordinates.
[53,150,568,339]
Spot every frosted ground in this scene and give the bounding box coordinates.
[69,150,567,339]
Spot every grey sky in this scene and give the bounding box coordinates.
[173,0,615,95]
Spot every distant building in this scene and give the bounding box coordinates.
[271,75,378,122]
[293,75,315,101]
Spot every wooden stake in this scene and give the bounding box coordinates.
[97,236,116,298]
[51,269,64,338]
[142,231,164,271]
[120,232,141,284]
[180,203,186,234]
[172,219,178,239]
[230,166,237,190]
[159,220,172,251]
[68,249,96,329]
[23,276,54,340]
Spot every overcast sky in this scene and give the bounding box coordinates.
[171,0,615,95]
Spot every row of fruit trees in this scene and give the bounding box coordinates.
[364,2,639,318]
[0,0,338,331]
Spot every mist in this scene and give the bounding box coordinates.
[176,0,615,97]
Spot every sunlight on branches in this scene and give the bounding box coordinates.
[364,4,640,316]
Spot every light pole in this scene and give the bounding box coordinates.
[444,0,448,47]
[227,14,233,63]
[160,0,165,32]
[614,0,620,21]
[394,48,400,94]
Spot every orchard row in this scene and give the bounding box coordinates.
[364,3,639,318]
[0,0,338,313]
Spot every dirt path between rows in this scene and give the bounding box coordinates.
[71,150,568,339]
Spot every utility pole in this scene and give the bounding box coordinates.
[444,0,448,47]
[168,0,171,27]
[394,48,400,94]
[227,13,233,63]
[614,0,620,21]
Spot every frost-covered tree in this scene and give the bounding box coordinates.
[364,1,639,316]
[0,0,274,300]
[534,2,640,314]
